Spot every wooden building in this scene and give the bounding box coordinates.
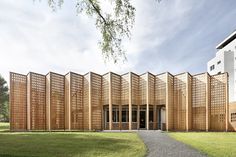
[10,71,234,131]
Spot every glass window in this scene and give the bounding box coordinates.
[132,110,137,122]
[210,65,215,71]
[122,111,127,122]
[106,110,109,122]
[149,110,153,122]
[122,106,129,122]
[231,113,236,122]
[112,107,119,122]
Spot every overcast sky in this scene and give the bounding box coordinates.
[0,0,236,84]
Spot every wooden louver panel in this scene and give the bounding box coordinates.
[10,73,27,131]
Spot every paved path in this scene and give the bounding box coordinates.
[138,130,207,157]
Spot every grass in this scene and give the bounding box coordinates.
[0,123,146,157]
[168,132,236,157]
[0,122,9,132]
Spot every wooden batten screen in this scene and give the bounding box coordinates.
[83,73,90,130]
[167,74,174,130]
[49,73,65,130]
[91,73,102,130]
[192,74,207,130]
[174,73,187,131]
[10,71,230,132]
[155,73,167,130]
[111,73,121,106]
[68,73,84,130]
[131,73,139,106]
[121,74,129,105]
[10,73,27,131]
[102,74,109,106]
[148,74,155,106]
[155,74,166,106]
[210,73,227,131]
[111,73,121,130]
[28,72,46,130]
[140,74,147,105]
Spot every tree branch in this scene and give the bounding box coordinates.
[87,0,107,25]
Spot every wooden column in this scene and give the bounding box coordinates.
[65,73,71,131]
[129,72,132,130]
[46,73,51,131]
[146,73,149,130]
[119,104,122,130]
[186,73,191,131]
[27,73,31,131]
[153,105,157,130]
[109,72,112,130]
[165,73,169,131]
[137,105,140,129]
[68,75,71,131]
[226,73,229,132]
[88,73,92,131]
[206,73,210,131]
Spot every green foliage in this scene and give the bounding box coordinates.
[0,75,9,122]
[0,122,9,132]
[47,0,135,63]
[0,128,146,157]
[169,132,236,157]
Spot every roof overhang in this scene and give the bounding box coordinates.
[216,30,236,49]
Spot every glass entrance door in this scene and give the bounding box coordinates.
[140,111,146,128]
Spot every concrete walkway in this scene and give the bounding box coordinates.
[138,130,207,157]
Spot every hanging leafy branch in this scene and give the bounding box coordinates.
[47,0,135,63]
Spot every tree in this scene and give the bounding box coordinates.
[0,75,9,122]
[47,0,136,63]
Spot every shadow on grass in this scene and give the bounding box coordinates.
[0,132,138,157]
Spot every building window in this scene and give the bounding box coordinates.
[149,110,153,122]
[112,106,119,122]
[217,61,221,64]
[231,113,236,122]
[210,65,215,71]
[218,72,221,74]
[122,106,129,122]
[132,105,137,122]
[106,110,109,122]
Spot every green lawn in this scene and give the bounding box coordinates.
[0,122,9,132]
[0,123,146,157]
[168,132,236,157]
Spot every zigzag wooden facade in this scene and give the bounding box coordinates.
[10,71,233,131]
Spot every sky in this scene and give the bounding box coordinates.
[0,0,236,84]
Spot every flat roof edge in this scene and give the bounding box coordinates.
[216,30,236,49]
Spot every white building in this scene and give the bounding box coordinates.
[207,30,236,102]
